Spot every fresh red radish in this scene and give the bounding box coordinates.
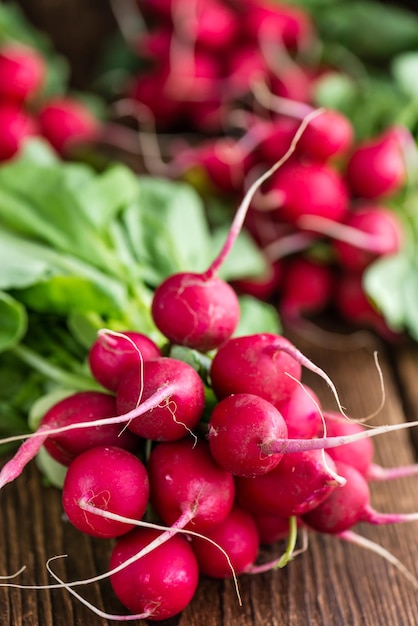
[116,356,205,441]
[256,116,299,166]
[244,1,314,51]
[332,205,404,272]
[225,45,268,97]
[41,391,139,466]
[209,333,302,406]
[187,0,238,51]
[346,126,407,199]
[235,449,340,517]
[0,104,37,161]
[136,27,173,60]
[147,438,235,531]
[231,259,283,301]
[0,43,46,103]
[110,527,199,620]
[207,393,288,477]
[129,70,183,130]
[296,109,354,162]
[269,67,313,104]
[279,256,335,319]
[334,270,401,341]
[264,161,349,225]
[37,97,100,155]
[277,383,323,439]
[62,445,149,538]
[303,460,418,534]
[151,272,241,352]
[321,411,418,482]
[88,329,161,392]
[190,506,259,578]
[252,512,292,545]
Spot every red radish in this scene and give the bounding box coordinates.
[110,527,199,620]
[0,104,37,161]
[37,97,100,155]
[235,449,340,517]
[207,393,288,477]
[303,460,418,534]
[256,116,299,166]
[116,356,205,441]
[321,411,418,482]
[151,271,241,352]
[209,333,302,407]
[136,28,173,60]
[188,0,237,51]
[265,161,349,225]
[332,204,404,272]
[62,446,149,538]
[252,512,292,544]
[346,126,407,199]
[226,45,268,96]
[277,383,323,439]
[147,438,235,531]
[191,506,259,578]
[231,259,283,301]
[296,109,354,162]
[88,329,161,392]
[0,43,46,103]
[269,67,313,104]
[279,256,335,319]
[244,1,314,51]
[41,391,139,466]
[334,270,400,340]
[130,71,183,129]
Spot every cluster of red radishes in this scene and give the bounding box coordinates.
[112,0,410,339]
[2,213,418,619]
[0,40,99,160]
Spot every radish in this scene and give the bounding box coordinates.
[88,329,161,392]
[187,0,238,52]
[303,460,418,534]
[209,333,302,406]
[41,391,139,466]
[0,104,37,161]
[37,97,100,155]
[207,393,288,477]
[243,1,314,51]
[296,109,354,162]
[62,445,149,538]
[252,512,293,545]
[332,205,404,272]
[110,527,199,620]
[235,449,340,517]
[116,356,205,441]
[0,43,46,104]
[346,126,407,200]
[278,257,335,320]
[147,438,235,531]
[190,506,259,578]
[321,411,418,482]
[263,161,349,225]
[277,383,323,439]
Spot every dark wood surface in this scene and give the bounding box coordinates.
[2,331,418,626]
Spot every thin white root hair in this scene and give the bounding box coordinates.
[0,565,26,579]
[339,530,418,591]
[46,555,152,621]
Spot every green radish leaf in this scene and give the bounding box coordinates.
[392,52,418,99]
[235,296,282,337]
[0,291,27,352]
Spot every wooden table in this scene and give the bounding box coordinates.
[2,330,418,626]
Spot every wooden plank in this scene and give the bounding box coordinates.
[2,335,418,625]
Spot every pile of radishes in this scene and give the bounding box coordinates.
[107,0,413,340]
[2,129,418,620]
[0,39,99,160]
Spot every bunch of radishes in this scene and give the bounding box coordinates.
[106,0,412,340]
[0,40,99,160]
[2,131,418,620]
